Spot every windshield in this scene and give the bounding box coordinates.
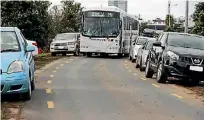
[136,38,148,45]
[82,11,120,37]
[55,34,76,40]
[1,31,20,52]
[146,41,154,50]
[168,34,204,50]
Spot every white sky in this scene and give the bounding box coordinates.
[50,0,204,20]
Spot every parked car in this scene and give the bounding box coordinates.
[50,33,80,56]
[1,27,35,100]
[145,32,204,84]
[26,39,38,56]
[129,36,150,62]
[136,40,156,71]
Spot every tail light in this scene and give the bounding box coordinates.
[32,42,38,47]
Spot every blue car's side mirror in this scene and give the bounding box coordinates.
[26,45,35,52]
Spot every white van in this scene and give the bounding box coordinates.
[50,33,80,56]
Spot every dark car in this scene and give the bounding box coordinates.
[145,32,204,83]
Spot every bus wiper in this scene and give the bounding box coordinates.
[1,49,19,52]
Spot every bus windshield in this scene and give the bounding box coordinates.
[82,11,120,37]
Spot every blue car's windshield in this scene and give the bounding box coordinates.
[1,31,20,52]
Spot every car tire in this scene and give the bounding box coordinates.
[87,53,92,57]
[140,58,145,71]
[135,57,140,68]
[31,75,35,91]
[21,78,32,101]
[129,56,132,60]
[132,59,136,63]
[145,59,154,78]
[62,53,66,56]
[74,48,79,56]
[51,53,56,56]
[156,62,167,83]
[118,53,123,58]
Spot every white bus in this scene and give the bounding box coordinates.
[80,6,138,57]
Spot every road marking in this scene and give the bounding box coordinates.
[46,88,52,93]
[56,67,59,69]
[125,64,127,66]
[129,70,132,72]
[50,75,54,78]
[152,84,160,88]
[53,70,56,73]
[172,94,183,99]
[125,67,128,69]
[133,73,137,76]
[60,64,64,66]
[65,61,69,63]
[140,78,146,81]
[47,80,52,84]
[70,59,73,61]
[125,61,127,62]
[47,101,54,108]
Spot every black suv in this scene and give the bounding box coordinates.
[145,32,204,83]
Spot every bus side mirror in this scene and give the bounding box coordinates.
[119,20,122,28]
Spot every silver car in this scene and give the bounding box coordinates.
[136,40,156,71]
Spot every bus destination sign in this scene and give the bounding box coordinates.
[85,11,119,18]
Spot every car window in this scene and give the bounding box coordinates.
[145,41,154,50]
[160,33,167,46]
[157,33,163,41]
[136,38,148,45]
[55,34,76,40]
[1,31,20,51]
[167,34,204,50]
[20,32,28,47]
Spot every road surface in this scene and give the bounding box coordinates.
[22,56,204,120]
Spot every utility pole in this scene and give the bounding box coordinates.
[184,0,189,33]
[168,0,171,27]
[138,14,140,36]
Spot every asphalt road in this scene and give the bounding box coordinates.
[22,56,204,120]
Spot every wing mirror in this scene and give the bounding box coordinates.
[26,45,35,52]
[119,20,122,28]
[153,42,161,47]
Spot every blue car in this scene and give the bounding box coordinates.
[1,27,35,100]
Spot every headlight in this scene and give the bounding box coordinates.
[167,51,179,60]
[68,42,75,45]
[7,61,24,74]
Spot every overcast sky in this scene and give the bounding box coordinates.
[50,0,203,20]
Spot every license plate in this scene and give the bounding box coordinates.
[190,66,203,72]
[58,46,64,49]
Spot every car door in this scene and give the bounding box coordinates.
[20,32,35,80]
[150,33,163,71]
[138,42,146,64]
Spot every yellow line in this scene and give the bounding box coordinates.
[46,88,52,93]
[70,59,73,61]
[56,67,59,69]
[47,80,52,84]
[129,70,132,72]
[125,67,128,69]
[125,61,127,62]
[140,78,146,81]
[172,94,183,99]
[133,73,137,76]
[125,64,127,66]
[50,75,54,78]
[47,101,54,108]
[65,61,69,63]
[152,84,160,88]
[53,70,56,73]
[60,64,64,66]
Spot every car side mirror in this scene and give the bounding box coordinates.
[153,42,161,47]
[133,42,136,46]
[26,45,35,52]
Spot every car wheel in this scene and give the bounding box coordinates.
[62,53,66,56]
[140,58,145,71]
[132,58,136,63]
[21,78,32,100]
[145,59,154,78]
[51,53,56,56]
[87,53,92,57]
[156,62,167,83]
[31,75,35,91]
[74,48,79,56]
[129,56,132,60]
[135,57,140,68]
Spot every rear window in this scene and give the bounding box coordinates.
[136,38,148,45]
[167,34,204,50]
[55,34,76,40]
[1,31,20,51]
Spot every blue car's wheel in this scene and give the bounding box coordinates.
[31,76,35,91]
[21,78,32,100]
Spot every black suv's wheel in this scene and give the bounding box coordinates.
[156,62,167,83]
[51,53,56,56]
[145,59,154,78]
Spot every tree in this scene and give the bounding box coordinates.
[60,1,82,33]
[1,1,51,48]
[165,14,175,32]
[191,2,204,36]
[139,22,147,35]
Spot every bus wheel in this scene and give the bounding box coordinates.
[118,53,123,58]
[87,53,92,57]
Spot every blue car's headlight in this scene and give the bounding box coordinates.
[7,61,24,74]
